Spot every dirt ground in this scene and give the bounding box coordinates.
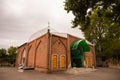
[0,67,120,80]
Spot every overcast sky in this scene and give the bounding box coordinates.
[0,0,84,49]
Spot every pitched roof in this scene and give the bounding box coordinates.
[28,27,94,46]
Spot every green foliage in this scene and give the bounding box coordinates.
[7,46,17,64]
[64,0,120,28]
[64,0,120,60]
[0,46,17,66]
[0,48,7,58]
[104,23,120,59]
[8,46,17,55]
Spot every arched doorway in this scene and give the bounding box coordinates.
[70,40,90,68]
[71,44,84,67]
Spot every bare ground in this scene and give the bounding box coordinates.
[0,67,120,80]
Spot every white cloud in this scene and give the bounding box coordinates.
[0,0,84,48]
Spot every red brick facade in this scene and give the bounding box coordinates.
[35,33,49,72]
[16,32,95,72]
[16,43,27,67]
[51,34,67,71]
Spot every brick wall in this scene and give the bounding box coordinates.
[50,34,67,71]
[16,43,27,67]
[35,33,49,72]
[27,40,36,67]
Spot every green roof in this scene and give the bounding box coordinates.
[71,40,90,52]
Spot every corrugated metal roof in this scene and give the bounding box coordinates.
[28,27,94,46]
[28,27,57,41]
[51,32,67,38]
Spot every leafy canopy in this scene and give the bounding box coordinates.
[0,48,7,58]
[64,0,120,59]
[64,0,120,28]
[7,46,17,64]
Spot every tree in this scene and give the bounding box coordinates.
[7,46,17,66]
[104,23,120,59]
[0,48,7,58]
[86,8,120,60]
[64,0,120,28]
[0,48,7,66]
[64,0,120,61]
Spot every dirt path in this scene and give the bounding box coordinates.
[0,67,120,80]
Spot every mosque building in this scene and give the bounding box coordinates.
[16,27,96,72]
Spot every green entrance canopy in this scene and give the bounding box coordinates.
[70,40,90,67]
[71,40,90,52]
